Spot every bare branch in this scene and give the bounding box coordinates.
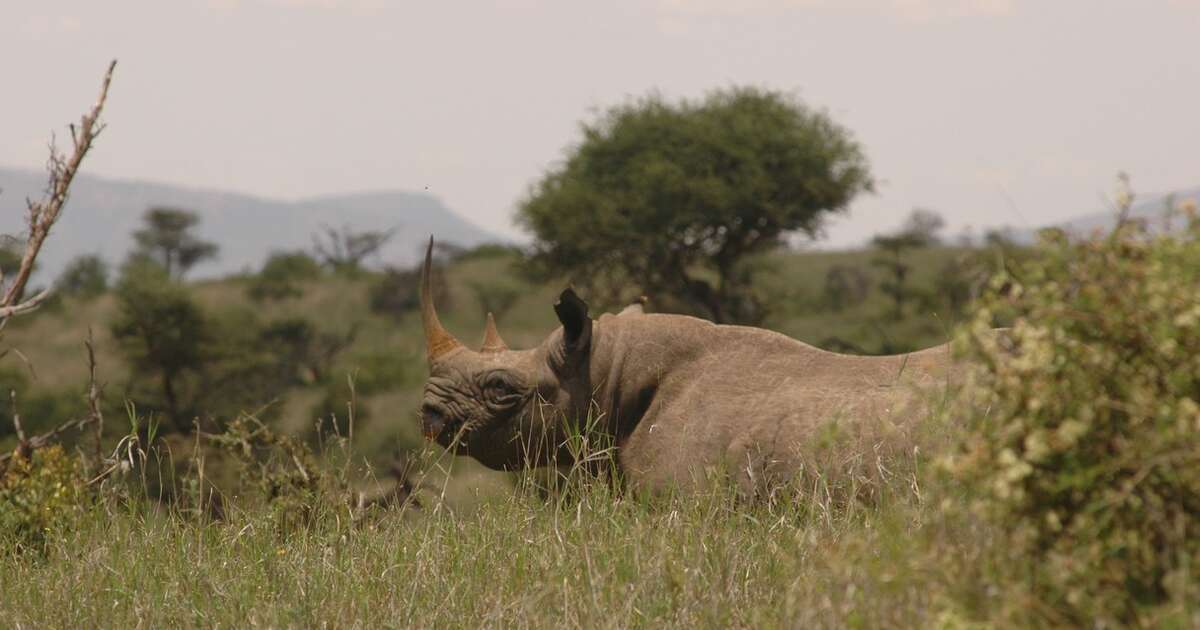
[0,287,54,319]
[86,329,106,467]
[0,60,117,322]
[0,336,106,470]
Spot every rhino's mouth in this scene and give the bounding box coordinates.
[421,405,458,440]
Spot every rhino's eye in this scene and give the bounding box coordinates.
[481,371,523,401]
[483,376,513,394]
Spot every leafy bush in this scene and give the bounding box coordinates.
[368,264,450,321]
[946,216,1200,625]
[56,254,109,299]
[0,445,87,550]
[822,264,870,312]
[207,415,335,533]
[113,262,347,432]
[247,251,322,301]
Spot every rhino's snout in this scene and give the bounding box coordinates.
[421,403,459,441]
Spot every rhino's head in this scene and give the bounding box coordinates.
[417,240,594,470]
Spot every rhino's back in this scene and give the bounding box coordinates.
[603,313,953,492]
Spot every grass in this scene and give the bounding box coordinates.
[0,245,1009,627]
[0,420,985,629]
[4,238,1197,626]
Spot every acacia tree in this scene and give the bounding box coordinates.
[311,224,395,275]
[517,87,873,324]
[870,208,945,320]
[132,207,218,279]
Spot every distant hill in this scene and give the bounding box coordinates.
[0,167,507,282]
[1002,185,1200,244]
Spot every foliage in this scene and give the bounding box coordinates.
[454,243,523,262]
[111,258,210,430]
[0,445,87,550]
[945,217,1200,626]
[247,251,322,301]
[132,207,219,279]
[311,224,394,275]
[55,254,109,299]
[367,264,450,321]
[871,208,945,320]
[258,317,357,386]
[112,262,340,432]
[206,415,337,533]
[466,278,522,321]
[0,381,86,440]
[343,349,423,396]
[517,87,873,324]
[822,264,871,312]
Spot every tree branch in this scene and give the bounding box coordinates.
[1,60,116,323]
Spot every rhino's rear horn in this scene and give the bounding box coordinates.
[479,312,508,353]
[421,236,463,362]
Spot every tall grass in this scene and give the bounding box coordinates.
[0,399,980,628]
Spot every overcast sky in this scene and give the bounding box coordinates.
[3,0,1197,247]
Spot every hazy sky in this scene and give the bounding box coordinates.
[3,0,1197,247]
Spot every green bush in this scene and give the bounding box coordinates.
[247,251,322,301]
[946,217,1200,625]
[0,445,88,550]
[56,254,110,299]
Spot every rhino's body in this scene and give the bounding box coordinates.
[549,310,949,492]
[416,240,954,494]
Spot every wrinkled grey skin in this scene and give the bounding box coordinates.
[420,281,953,495]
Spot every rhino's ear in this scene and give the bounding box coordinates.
[553,288,592,355]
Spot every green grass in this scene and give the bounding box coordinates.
[4,241,1197,626]
[0,432,985,629]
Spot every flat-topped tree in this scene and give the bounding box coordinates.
[132,207,219,280]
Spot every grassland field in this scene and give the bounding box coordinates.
[0,244,1024,628]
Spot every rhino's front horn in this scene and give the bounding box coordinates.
[479,312,508,353]
[421,237,463,363]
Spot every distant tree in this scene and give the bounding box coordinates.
[311,224,395,274]
[132,207,218,279]
[900,209,946,246]
[56,254,109,299]
[111,258,209,430]
[934,255,978,317]
[466,279,522,322]
[453,243,522,262]
[870,208,945,320]
[247,251,322,301]
[113,257,338,431]
[517,87,873,324]
[822,264,871,312]
[368,264,450,322]
[258,318,358,385]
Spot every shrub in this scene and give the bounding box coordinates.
[368,264,450,321]
[822,264,870,312]
[247,251,322,301]
[0,445,87,550]
[111,258,210,431]
[946,216,1200,625]
[56,254,109,299]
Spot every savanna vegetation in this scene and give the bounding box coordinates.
[2,65,1197,628]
